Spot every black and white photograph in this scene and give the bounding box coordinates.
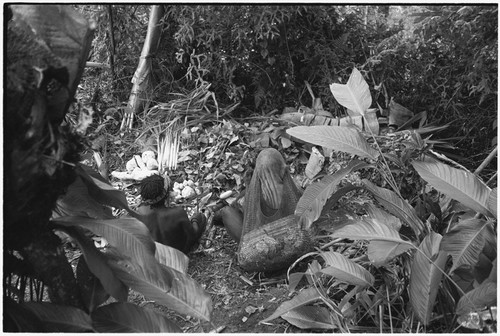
[3,3,497,333]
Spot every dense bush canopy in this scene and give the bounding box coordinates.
[80,5,497,170]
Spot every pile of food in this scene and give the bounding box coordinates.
[111,150,159,181]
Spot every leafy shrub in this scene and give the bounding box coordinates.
[262,68,497,332]
[77,5,496,171]
[152,6,405,114]
[367,5,497,168]
[5,166,212,332]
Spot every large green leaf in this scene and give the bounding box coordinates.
[487,258,497,283]
[4,298,44,332]
[54,217,173,300]
[62,226,128,302]
[295,160,368,229]
[363,179,425,237]
[456,281,497,315]
[107,254,212,321]
[409,232,448,325]
[261,288,322,323]
[154,242,189,274]
[330,217,415,267]
[487,187,497,219]
[53,175,114,219]
[22,302,93,332]
[76,164,132,211]
[329,68,372,116]
[368,240,414,268]
[287,125,379,160]
[363,108,379,134]
[281,306,336,330]
[365,203,401,231]
[320,251,374,287]
[91,302,182,332]
[411,158,493,217]
[331,217,402,241]
[76,257,111,312]
[441,219,493,273]
[388,99,414,127]
[53,216,156,267]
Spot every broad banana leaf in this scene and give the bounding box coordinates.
[261,287,322,323]
[77,165,131,212]
[53,216,157,266]
[330,68,372,116]
[441,219,494,273]
[21,302,93,332]
[363,179,425,237]
[63,226,128,302]
[411,157,493,217]
[295,160,368,228]
[409,232,447,325]
[456,281,496,316]
[487,187,497,218]
[281,306,336,330]
[320,251,374,287]
[287,125,379,160]
[330,216,415,267]
[92,302,182,332]
[154,242,189,274]
[106,252,212,322]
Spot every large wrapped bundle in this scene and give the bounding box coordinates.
[238,214,314,272]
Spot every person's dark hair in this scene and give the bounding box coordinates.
[140,174,167,206]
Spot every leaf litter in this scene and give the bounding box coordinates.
[101,112,366,333]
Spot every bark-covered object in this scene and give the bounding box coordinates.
[237,148,315,272]
[4,5,94,306]
[122,5,164,129]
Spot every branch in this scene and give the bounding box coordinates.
[86,61,110,69]
[474,145,498,175]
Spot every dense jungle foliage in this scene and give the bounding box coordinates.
[80,5,496,172]
[4,4,497,333]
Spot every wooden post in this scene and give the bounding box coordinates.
[121,5,165,130]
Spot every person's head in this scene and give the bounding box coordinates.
[140,174,167,207]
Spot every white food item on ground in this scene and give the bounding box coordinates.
[111,171,132,180]
[220,190,233,199]
[181,185,196,198]
[134,155,146,170]
[130,168,158,181]
[146,158,159,170]
[113,151,161,182]
[142,150,156,163]
[126,158,138,173]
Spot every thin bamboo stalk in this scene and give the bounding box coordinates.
[474,145,497,175]
[173,133,179,170]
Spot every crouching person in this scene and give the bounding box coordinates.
[135,175,205,254]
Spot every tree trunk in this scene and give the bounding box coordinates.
[121,5,165,130]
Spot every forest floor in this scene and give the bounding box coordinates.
[120,179,324,333]
[107,117,337,333]
[130,230,310,333]
[76,88,497,332]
